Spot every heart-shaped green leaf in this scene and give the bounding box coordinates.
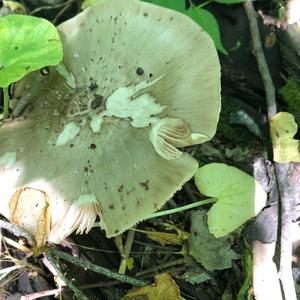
[194,163,266,237]
[0,15,63,88]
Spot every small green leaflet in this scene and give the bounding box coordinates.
[0,15,63,88]
[186,6,228,55]
[194,163,266,238]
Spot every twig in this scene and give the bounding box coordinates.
[0,220,35,247]
[48,248,147,287]
[244,1,277,120]
[135,258,185,277]
[20,289,60,300]
[47,254,89,300]
[244,2,297,300]
[52,0,75,24]
[29,0,74,15]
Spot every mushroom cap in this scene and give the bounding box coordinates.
[0,0,220,242]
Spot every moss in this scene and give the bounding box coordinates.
[280,77,300,124]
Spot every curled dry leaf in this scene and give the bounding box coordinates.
[9,187,50,251]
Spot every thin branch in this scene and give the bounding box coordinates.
[48,248,147,287]
[52,0,75,24]
[244,1,277,120]
[0,220,35,247]
[29,0,74,15]
[47,254,89,300]
[20,289,60,300]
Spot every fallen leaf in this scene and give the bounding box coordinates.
[188,210,240,271]
[270,111,300,162]
[122,273,182,300]
[9,187,50,252]
[194,163,267,237]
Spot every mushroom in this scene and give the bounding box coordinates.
[0,0,221,243]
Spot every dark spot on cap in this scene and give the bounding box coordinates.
[91,94,103,109]
[118,185,124,192]
[136,67,144,76]
[90,143,97,149]
[84,166,89,172]
[14,46,18,50]
[143,12,148,17]
[25,66,30,70]
[140,180,149,191]
[109,204,115,209]
[149,73,153,78]
[122,206,126,210]
[69,143,74,148]
[114,229,119,234]
[89,79,98,91]
[126,187,135,195]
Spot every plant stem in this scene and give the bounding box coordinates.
[148,198,216,219]
[3,87,9,119]
[197,0,213,8]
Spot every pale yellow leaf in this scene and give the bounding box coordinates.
[270,112,300,162]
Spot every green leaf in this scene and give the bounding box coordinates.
[194,163,266,237]
[142,0,185,12]
[185,7,228,55]
[214,0,247,3]
[0,15,63,88]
